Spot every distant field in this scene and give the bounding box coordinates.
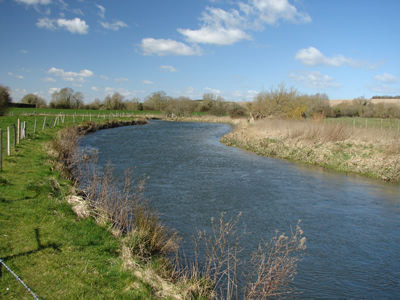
[329,99,400,106]
[7,107,162,116]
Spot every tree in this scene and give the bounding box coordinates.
[163,96,197,116]
[103,92,126,110]
[250,83,298,119]
[20,93,47,108]
[50,87,84,109]
[0,85,12,116]
[143,91,170,111]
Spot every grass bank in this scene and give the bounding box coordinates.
[0,115,180,299]
[220,118,400,182]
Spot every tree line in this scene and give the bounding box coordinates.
[1,83,400,119]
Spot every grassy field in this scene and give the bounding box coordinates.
[0,115,161,299]
[8,107,162,117]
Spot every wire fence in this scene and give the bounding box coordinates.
[0,259,39,299]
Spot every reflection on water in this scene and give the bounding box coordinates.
[81,120,400,299]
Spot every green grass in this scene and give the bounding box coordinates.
[0,116,155,299]
[8,107,162,116]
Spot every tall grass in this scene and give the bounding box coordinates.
[222,118,400,181]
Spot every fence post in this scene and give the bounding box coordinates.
[7,127,10,156]
[13,124,16,147]
[42,117,46,131]
[0,129,3,171]
[34,118,37,134]
[17,119,20,144]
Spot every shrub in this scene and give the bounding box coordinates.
[0,85,12,116]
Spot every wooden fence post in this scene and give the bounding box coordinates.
[34,119,37,134]
[12,124,16,147]
[42,117,46,131]
[17,119,20,144]
[0,129,3,171]
[7,127,10,156]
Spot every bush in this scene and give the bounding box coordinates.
[0,85,12,116]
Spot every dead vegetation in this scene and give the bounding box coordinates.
[221,118,400,182]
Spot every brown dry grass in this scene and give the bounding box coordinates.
[221,118,400,182]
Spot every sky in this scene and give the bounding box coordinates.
[0,0,399,104]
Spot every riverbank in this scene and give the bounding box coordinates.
[0,117,185,299]
[219,118,400,182]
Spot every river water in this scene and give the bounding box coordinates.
[80,120,400,299]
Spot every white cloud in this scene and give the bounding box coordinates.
[178,7,250,45]
[367,83,399,95]
[56,18,89,34]
[204,87,221,94]
[20,49,28,54]
[100,20,128,31]
[36,17,57,30]
[15,0,51,5]
[295,47,379,69]
[114,77,129,82]
[37,17,89,34]
[243,0,311,26]
[374,73,397,84]
[8,72,24,79]
[177,1,310,46]
[41,77,56,82]
[140,38,201,56]
[289,70,341,89]
[97,4,106,19]
[48,87,60,95]
[160,65,177,72]
[179,26,250,45]
[91,86,99,91]
[47,67,94,82]
[141,80,155,85]
[100,75,109,80]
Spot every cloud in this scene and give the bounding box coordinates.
[47,67,94,82]
[36,17,89,34]
[140,38,201,56]
[374,73,397,84]
[289,70,341,89]
[15,0,51,5]
[204,87,221,94]
[57,18,89,34]
[178,7,251,45]
[48,87,60,95]
[41,77,56,82]
[100,20,128,31]
[241,0,312,26]
[100,75,109,80]
[295,47,379,69]
[114,77,129,82]
[8,72,24,79]
[97,4,106,19]
[367,83,399,95]
[20,49,28,54]
[141,80,155,85]
[91,86,99,91]
[179,26,250,45]
[36,17,57,30]
[177,1,310,46]
[160,65,177,72]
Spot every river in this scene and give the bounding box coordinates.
[80,120,400,299]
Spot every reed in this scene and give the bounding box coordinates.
[221,118,400,182]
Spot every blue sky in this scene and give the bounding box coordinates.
[0,0,399,104]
